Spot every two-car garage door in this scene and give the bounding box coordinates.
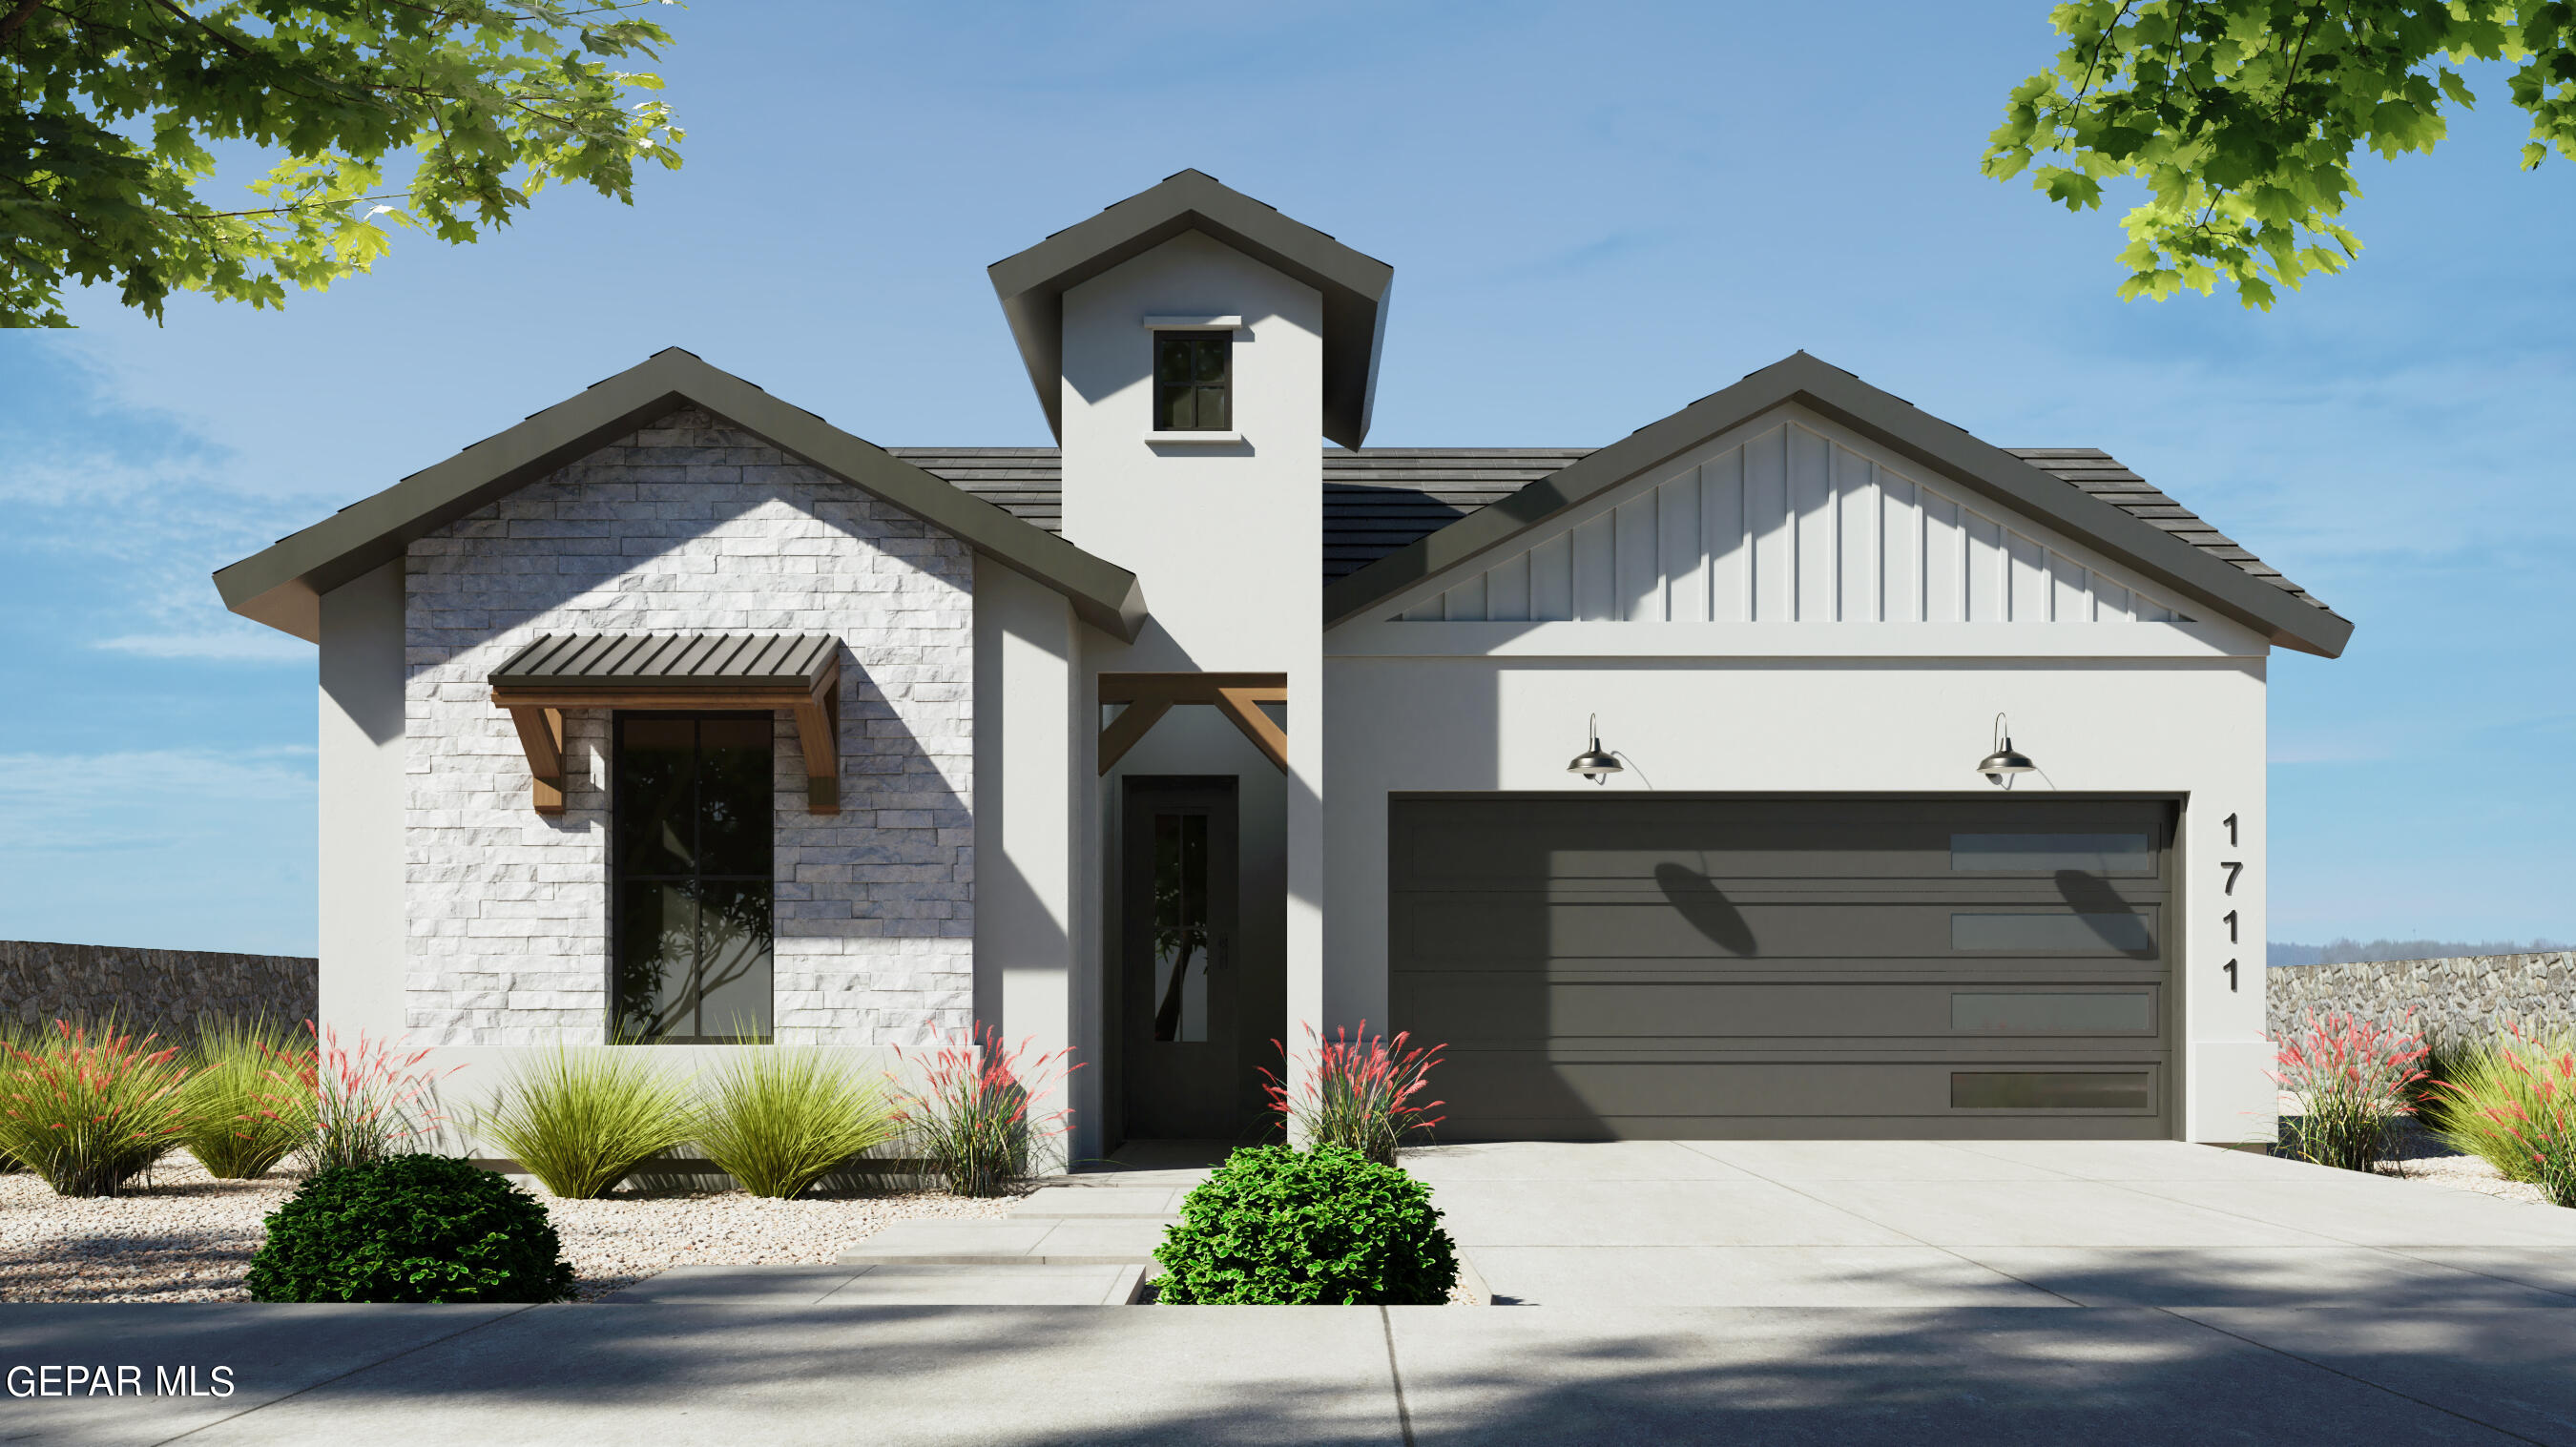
[1389,796,2176,1140]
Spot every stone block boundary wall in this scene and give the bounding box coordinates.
[2269,953,2576,1044]
[0,940,318,1043]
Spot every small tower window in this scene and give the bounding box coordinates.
[1154,331,1231,431]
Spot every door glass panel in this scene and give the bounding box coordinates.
[1951,1071,2152,1110]
[1151,811,1210,1043]
[1951,911,2155,954]
[1951,992,2153,1034]
[1949,833,2153,873]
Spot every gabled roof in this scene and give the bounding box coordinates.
[1319,353,2352,658]
[987,170,1395,449]
[213,349,1148,644]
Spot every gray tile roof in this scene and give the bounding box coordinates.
[890,444,2329,612]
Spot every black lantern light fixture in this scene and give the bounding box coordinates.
[1567,713,1623,784]
[1976,713,2036,789]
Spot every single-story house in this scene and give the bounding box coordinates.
[216,170,2349,1160]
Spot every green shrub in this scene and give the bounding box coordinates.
[2435,1029,2576,1189]
[695,1046,899,1198]
[181,1016,315,1179]
[245,1153,576,1303]
[1153,1145,1458,1305]
[477,1046,696,1198]
[0,1020,196,1196]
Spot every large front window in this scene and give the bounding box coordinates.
[613,713,774,1043]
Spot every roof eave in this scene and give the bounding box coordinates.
[214,349,1149,647]
[1321,352,2352,659]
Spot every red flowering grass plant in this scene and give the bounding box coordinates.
[1260,1022,1446,1168]
[2436,1027,2576,1206]
[269,1023,461,1175]
[0,1019,197,1196]
[180,1016,319,1179]
[893,1021,1078,1196]
[2270,1011,2428,1172]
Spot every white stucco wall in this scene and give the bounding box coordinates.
[1056,230,1328,1102]
[318,559,409,1037]
[400,407,973,1046]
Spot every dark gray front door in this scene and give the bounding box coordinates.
[1389,796,2176,1141]
[1120,777,1242,1139]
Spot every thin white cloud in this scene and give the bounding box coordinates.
[95,630,312,663]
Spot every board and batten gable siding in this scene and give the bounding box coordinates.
[1397,416,2190,628]
[402,407,973,1046]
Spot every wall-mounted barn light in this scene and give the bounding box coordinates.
[1567,714,1623,784]
[1977,713,2037,789]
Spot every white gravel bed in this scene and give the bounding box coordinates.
[0,1157,1018,1304]
[2375,1151,2555,1207]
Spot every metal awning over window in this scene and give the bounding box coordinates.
[488,633,841,816]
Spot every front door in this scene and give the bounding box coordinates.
[1120,776,1241,1139]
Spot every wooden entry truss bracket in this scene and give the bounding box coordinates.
[1098,672,1288,775]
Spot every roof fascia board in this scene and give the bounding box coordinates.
[215,350,1146,645]
[1321,353,2349,658]
[987,171,1393,448]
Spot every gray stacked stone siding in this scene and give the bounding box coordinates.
[2268,953,2576,1044]
[0,940,317,1041]
[404,407,972,1046]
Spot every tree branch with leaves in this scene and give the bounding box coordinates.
[1985,1,2575,308]
[1,0,684,326]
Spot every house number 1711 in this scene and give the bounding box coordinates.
[2219,813,2241,991]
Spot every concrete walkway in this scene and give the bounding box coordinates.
[8,1142,2576,1443]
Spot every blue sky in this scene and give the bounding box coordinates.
[3,1,2570,955]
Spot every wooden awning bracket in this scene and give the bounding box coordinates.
[1098,672,1288,775]
[489,657,843,817]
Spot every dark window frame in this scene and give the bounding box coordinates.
[1153,330,1232,431]
[610,711,776,1044]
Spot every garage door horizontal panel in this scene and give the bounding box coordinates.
[1434,1115,2175,1143]
[1398,898,2159,964]
[1522,879,2171,906]
[1394,798,2169,889]
[1394,980,2161,1041]
[1432,1057,2162,1122]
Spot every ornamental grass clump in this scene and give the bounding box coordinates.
[245,1153,576,1304]
[2433,1026,2576,1198]
[1260,1021,1445,1167]
[695,1046,901,1198]
[1153,1145,1458,1305]
[894,1021,1077,1196]
[477,1045,696,1199]
[279,1024,459,1174]
[2272,1011,2427,1172]
[181,1016,315,1179]
[0,1020,197,1196]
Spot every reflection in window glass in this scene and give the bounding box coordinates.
[1951,912,2154,953]
[1950,834,2153,873]
[1950,992,2153,1034]
[613,714,773,1043]
[1151,811,1210,1043]
[1950,1072,2151,1110]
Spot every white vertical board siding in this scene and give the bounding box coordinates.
[1420,422,2187,625]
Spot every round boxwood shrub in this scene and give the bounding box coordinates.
[245,1153,576,1303]
[1153,1144,1457,1305]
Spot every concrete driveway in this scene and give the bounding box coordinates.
[9,1141,2576,1445]
[1407,1138,2576,1309]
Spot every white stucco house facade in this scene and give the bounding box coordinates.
[217,171,2350,1160]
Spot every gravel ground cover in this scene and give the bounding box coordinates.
[0,1159,1018,1303]
[2372,1124,2555,1208]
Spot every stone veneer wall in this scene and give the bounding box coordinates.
[2269,953,2576,1043]
[404,407,972,1045]
[0,940,318,1041]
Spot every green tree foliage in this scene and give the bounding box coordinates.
[1,0,684,327]
[1985,2,2576,307]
